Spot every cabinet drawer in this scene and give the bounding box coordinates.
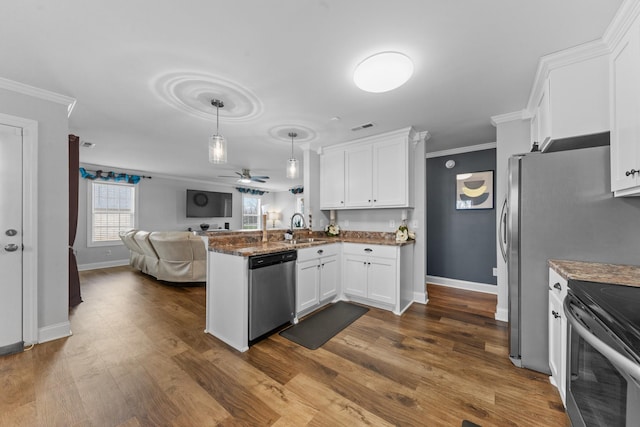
[297,243,340,262]
[342,242,397,259]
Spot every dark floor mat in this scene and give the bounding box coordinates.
[279,301,369,349]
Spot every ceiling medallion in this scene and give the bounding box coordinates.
[353,51,414,93]
[152,71,263,122]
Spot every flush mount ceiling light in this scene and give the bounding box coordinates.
[353,51,414,93]
[209,99,227,164]
[286,132,299,179]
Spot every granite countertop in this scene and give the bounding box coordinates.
[209,234,415,257]
[549,259,640,287]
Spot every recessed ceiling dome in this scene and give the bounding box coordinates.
[353,51,414,93]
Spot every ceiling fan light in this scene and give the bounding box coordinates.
[238,177,251,184]
[353,51,414,93]
[286,158,299,179]
[209,134,227,164]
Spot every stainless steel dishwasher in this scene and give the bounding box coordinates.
[248,250,297,344]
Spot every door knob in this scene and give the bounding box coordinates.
[4,243,19,252]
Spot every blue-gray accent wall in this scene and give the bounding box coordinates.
[427,149,497,285]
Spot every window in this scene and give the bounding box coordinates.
[242,196,261,230]
[89,181,136,246]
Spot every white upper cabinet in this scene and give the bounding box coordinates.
[345,144,373,207]
[319,149,346,209]
[320,127,415,210]
[610,15,640,196]
[529,54,609,151]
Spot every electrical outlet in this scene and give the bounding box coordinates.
[492,267,498,277]
[389,220,396,228]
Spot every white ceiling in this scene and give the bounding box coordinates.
[1,1,623,191]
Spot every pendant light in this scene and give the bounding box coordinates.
[286,132,299,179]
[209,99,227,164]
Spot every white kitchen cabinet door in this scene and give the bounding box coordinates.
[373,137,408,207]
[610,18,640,195]
[319,255,338,300]
[345,145,373,208]
[297,259,319,313]
[366,257,396,305]
[343,254,367,297]
[320,149,346,209]
[548,267,568,407]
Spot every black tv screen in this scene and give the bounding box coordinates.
[186,189,233,218]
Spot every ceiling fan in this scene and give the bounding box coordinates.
[219,168,270,183]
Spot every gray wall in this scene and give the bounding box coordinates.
[0,87,70,337]
[427,149,497,285]
[75,167,297,268]
[76,170,242,267]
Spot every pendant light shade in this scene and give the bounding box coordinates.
[286,132,299,179]
[209,99,227,164]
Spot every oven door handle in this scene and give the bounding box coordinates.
[564,296,640,382]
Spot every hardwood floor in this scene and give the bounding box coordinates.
[0,267,569,426]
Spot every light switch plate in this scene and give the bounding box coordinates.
[492,267,498,276]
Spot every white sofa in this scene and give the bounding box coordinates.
[119,230,206,283]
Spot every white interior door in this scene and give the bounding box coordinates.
[0,123,23,354]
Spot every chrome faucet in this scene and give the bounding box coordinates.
[290,212,306,231]
[286,212,306,240]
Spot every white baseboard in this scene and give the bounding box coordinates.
[426,275,498,295]
[495,307,509,322]
[39,321,72,343]
[413,291,427,304]
[78,259,129,271]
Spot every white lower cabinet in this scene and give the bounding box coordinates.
[342,243,413,314]
[296,244,340,316]
[548,267,568,407]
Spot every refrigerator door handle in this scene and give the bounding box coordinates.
[499,197,508,262]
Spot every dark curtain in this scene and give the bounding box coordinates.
[69,134,82,307]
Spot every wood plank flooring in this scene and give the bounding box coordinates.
[0,267,569,426]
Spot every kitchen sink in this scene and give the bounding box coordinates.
[283,238,326,245]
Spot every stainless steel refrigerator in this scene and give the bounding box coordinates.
[501,145,640,374]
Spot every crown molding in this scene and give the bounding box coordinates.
[525,39,609,115]
[603,0,640,49]
[0,77,76,117]
[426,142,496,159]
[490,110,528,127]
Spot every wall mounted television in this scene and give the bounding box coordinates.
[186,189,233,218]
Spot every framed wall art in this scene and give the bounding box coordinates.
[456,170,494,210]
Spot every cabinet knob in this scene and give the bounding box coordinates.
[625,169,639,177]
[552,310,561,319]
[553,282,562,291]
[317,249,324,255]
[368,199,371,202]
[364,248,373,253]
[374,199,377,202]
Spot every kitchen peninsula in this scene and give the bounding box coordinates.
[205,229,414,352]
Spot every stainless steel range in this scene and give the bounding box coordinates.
[564,280,640,427]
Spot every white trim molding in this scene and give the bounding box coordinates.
[495,307,508,323]
[490,110,528,127]
[413,291,427,304]
[525,39,610,116]
[0,113,39,345]
[426,275,498,295]
[603,0,640,49]
[426,142,496,159]
[38,321,72,344]
[78,259,129,271]
[0,77,77,117]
